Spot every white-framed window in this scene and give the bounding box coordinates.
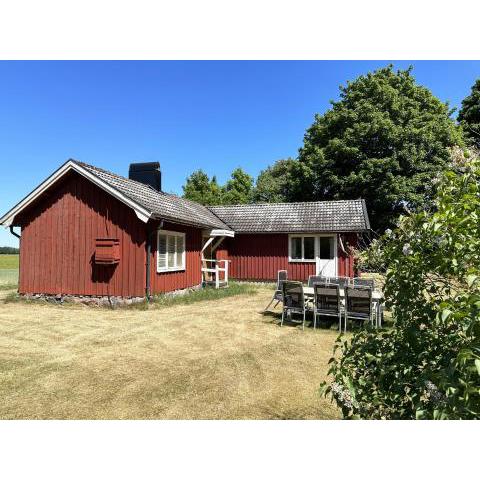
[288,234,316,262]
[157,230,186,272]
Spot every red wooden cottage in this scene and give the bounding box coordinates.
[0,160,370,298]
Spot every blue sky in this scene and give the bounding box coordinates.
[1,60,480,247]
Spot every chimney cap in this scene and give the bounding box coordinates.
[128,162,160,172]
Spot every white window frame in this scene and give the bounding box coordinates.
[288,234,338,263]
[157,229,186,273]
[288,234,318,263]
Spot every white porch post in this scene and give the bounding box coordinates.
[215,264,220,289]
[224,259,229,285]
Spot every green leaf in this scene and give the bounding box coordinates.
[475,359,480,376]
[441,309,452,321]
[467,275,478,288]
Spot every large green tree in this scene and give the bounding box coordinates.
[295,65,462,232]
[221,167,254,205]
[252,158,297,203]
[458,78,480,149]
[182,169,223,205]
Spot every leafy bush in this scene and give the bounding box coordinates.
[355,237,387,273]
[321,147,480,419]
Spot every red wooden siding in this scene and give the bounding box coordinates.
[17,171,146,297]
[14,169,359,295]
[225,233,315,281]
[337,233,358,278]
[225,232,359,281]
[148,221,203,294]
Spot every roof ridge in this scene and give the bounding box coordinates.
[72,159,164,193]
[209,199,364,209]
[74,159,208,203]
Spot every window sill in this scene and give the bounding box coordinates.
[288,259,316,263]
[157,267,186,273]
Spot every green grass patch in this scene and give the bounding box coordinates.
[130,282,259,310]
[0,284,18,291]
[4,282,260,308]
[3,292,23,303]
[0,254,19,269]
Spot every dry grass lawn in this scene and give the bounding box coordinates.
[0,285,340,419]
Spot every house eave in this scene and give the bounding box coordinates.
[210,229,235,238]
[0,160,153,227]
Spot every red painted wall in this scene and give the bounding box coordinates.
[16,171,146,297]
[224,232,358,282]
[148,221,203,295]
[14,170,359,295]
[15,172,205,297]
[338,233,358,278]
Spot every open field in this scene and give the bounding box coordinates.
[0,254,19,269]
[0,284,341,419]
[0,254,19,288]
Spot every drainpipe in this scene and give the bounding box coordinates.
[9,226,20,239]
[145,219,163,300]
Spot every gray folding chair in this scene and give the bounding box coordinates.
[327,276,350,289]
[264,270,287,312]
[313,284,342,331]
[281,281,307,330]
[352,277,375,290]
[307,275,328,287]
[344,286,373,332]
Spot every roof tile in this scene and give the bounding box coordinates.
[209,200,370,233]
[74,161,230,230]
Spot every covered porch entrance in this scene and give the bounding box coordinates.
[201,229,234,288]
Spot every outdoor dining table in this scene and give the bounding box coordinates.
[302,286,384,327]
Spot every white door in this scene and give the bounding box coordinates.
[316,235,337,277]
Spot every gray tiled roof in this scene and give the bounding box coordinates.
[209,200,370,233]
[74,161,230,230]
[74,161,369,233]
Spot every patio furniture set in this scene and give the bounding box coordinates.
[264,271,383,332]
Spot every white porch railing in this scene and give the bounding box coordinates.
[201,259,229,289]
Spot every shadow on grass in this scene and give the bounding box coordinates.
[262,309,341,330]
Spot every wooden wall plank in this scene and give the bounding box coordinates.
[17,171,146,297]
[227,233,357,282]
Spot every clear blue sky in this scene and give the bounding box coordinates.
[1,60,480,247]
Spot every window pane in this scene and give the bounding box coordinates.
[176,235,184,268]
[320,237,334,259]
[158,234,167,270]
[304,237,315,259]
[291,237,302,259]
[167,235,176,267]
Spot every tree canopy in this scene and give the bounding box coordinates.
[182,169,223,205]
[252,158,296,203]
[458,78,480,149]
[0,246,19,254]
[222,168,254,205]
[295,65,462,232]
[182,167,253,205]
[182,66,466,229]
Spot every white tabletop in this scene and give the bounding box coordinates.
[303,286,383,300]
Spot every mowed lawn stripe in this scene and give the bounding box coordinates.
[0,285,340,419]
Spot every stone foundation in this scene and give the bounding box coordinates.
[20,293,145,307]
[19,283,203,307]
